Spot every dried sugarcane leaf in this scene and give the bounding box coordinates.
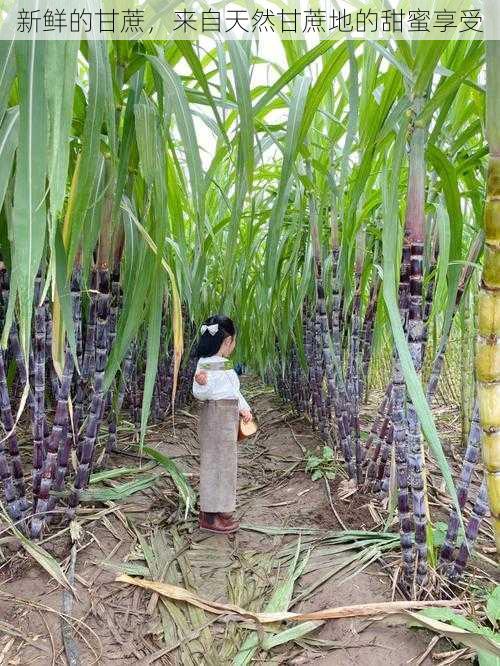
[116,573,462,625]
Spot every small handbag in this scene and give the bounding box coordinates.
[238,417,257,441]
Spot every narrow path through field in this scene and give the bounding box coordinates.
[0,379,462,665]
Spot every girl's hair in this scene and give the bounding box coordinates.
[196,314,236,358]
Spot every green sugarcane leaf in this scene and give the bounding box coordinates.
[227,41,254,189]
[147,52,205,244]
[298,41,349,147]
[486,586,500,626]
[90,463,156,483]
[67,40,106,273]
[111,70,143,228]
[222,148,248,310]
[11,38,47,360]
[261,621,323,649]
[81,475,159,502]
[253,40,335,115]
[0,107,18,213]
[175,40,228,145]
[104,209,153,389]
[264,75,311,286]
[53,227,77,365]
[0,40,15,126]
[427,144,463,335]
[408,608,500,659]
[414,42,449,96]
[81,155,106,281]
[45,40,78,220]
[139,274,164,449]
[143,446,194,516]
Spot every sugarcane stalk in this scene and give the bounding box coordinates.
[106,344,134,454]
[401,94,430,586]
[72,265,83,370]
[0,350,25,522]
[371,402,394,492]
[347,275,363,483]
[82,267,98,382]
[407,240,428,586]
[379,422,395,495]
[68,267,110,516]
[360,274,380,402]
[31,351,74,537]
[393,240,415,582]
[449,479,489,579]
[364,383,393,467]
[439,402,481,572]
[477,37,500,557]
[31,285,46,502]
[45,304,60,401]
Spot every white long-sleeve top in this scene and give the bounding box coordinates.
[192,355,250,412]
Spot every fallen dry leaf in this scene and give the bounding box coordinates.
[116,574,462,625]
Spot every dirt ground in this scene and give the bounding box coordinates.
[0,380,476,665]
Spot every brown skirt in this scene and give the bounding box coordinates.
[198,399,239,513]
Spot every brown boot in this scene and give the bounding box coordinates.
[199,511,239,534]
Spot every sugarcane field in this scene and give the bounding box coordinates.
[0,1,500,664]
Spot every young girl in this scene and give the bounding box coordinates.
[192,315,252,534]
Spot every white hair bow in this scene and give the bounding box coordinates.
[201,323,219,336]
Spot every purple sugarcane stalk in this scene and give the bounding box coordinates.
[379,422,395,494]
[105,344,134,454]
[439,401,481,572]
[72,267,83,370]
[44,305,60,401]
[67,269,110,516]
[31,297,46,503]
[0,350,24,521]
[372,404,395,493]
[347,287,362,483]
[394,243,415,584]
[449,479,489,580]
[31,351,75,538]
[82,268,98,382]
[406,240,428,586]
[359,275,380,403]
[313,314,328,440]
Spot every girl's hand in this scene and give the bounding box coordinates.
[240,410,252,423]
[194,370,208,385]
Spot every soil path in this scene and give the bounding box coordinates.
[0,379,459,665]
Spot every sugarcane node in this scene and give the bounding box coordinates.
[478,290,500,335]
[475,341,500,382]
[478,382,500,429]
[487,159,500,193]
[485,200,500,241]
[482,431,500,470]
[483,246,500,289]
[485,472,500,515]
